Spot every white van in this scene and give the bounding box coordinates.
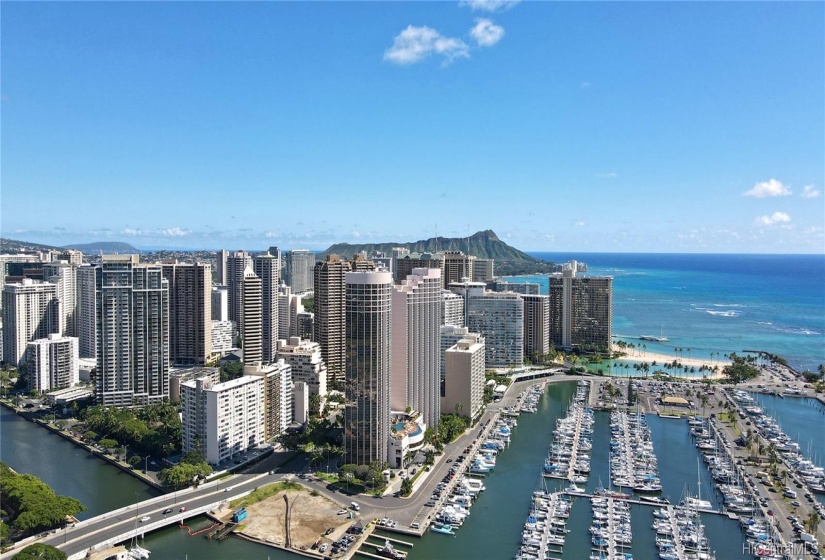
[350,502,360,511]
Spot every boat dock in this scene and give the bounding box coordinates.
[665,505,688,559]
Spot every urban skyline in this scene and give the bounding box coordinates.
[2,2,823,254]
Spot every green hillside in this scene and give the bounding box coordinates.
[323,230,557,275]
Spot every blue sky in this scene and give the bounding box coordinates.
[2,1,823,253]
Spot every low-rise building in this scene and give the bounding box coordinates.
[388,411,427,469]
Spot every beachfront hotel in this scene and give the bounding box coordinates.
[344,270,392,466]
[549,267,613,352]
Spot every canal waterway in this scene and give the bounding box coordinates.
[3,384,822,559]
[0,406,158,519]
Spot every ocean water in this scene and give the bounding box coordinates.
[507,253,825,373]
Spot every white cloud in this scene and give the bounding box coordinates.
[756,212,791,226]
[160,227,188,237]
[384,26,469,65]
[122,228,146,236]
[801,185,821,199]
[743,179,792,198]
[459,0,520,12]
[573,221,586,227]
[580,81,592,88]
[470,18,504,47]
[596,172,619,179]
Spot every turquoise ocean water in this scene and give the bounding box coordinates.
[507,252,825,373]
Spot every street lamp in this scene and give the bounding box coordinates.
[144,455,150,474]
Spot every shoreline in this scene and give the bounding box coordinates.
[0,399,165,492]
[611,346,730,379]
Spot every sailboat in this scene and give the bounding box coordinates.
[681,460,712,510]
[640,325,668,342]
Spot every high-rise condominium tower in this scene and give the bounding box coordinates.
[161,261,212,365]
[2,279,60,367]
[522,293,551,360]
[43,262,78,337]
[448,280,523,367]
[253,250,280,363]
[285,250,315,293]
[344,270,392,466]
[27,334,79,393]
[549,269,612,352]
[216,249,229,286]
[76,265,97,359]
[96,255,169,407]
[391,268,442,428]
[225,250,252,328]
[241,267,262,366]
[313,254,375,384]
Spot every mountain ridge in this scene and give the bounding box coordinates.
[323,230,558,275]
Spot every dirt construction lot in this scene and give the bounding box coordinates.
[239,487,353,549]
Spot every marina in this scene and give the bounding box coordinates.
[543,380,593,484]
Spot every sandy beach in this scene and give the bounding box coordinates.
[611,345,730,378]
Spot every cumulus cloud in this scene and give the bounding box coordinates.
[459,0,520,12]
[573,221,586,227]
[743,179,791,198]
[756,212,791,226]
[801,185,821,199]
[596,172,619,179]
[160,227,188,237]
[470,18,504,47]
[384,25,469,65]
[122,228,146,236]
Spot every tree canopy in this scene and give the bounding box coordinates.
[80,402,181,458]
[0,462,85,537]
[722,353,760,385]
[12,544,67,560]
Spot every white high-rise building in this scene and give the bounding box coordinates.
[225,250,252,328]
[96,255,169,407]
[26,334,79,393]
[344,270,392,466]
[442,333,485,422]
[241,267,262,365]
[210,320,237,356]
[253,251,280,363]
[285,250,315,293]
[391,268,442,428]
[76,265,97,359]
[244,360,293,439]
[181,375,264,465]
[43,262,78,337]
[276,336,328,401]
[211,285,229,322]
[442,290,465,327]
[2,279,60,367]
[448,280,523,367]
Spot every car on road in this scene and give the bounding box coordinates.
[224,486,232,492]
[179,507,187,512]
[163,508,173,515]
[140,516,151,522]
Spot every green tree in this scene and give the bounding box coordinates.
[12,544,67,560]
[722,353,760,385]
[159,462,211,488]
[128,455,143,468]
[98,438,118,450]
[400,477,413,497]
